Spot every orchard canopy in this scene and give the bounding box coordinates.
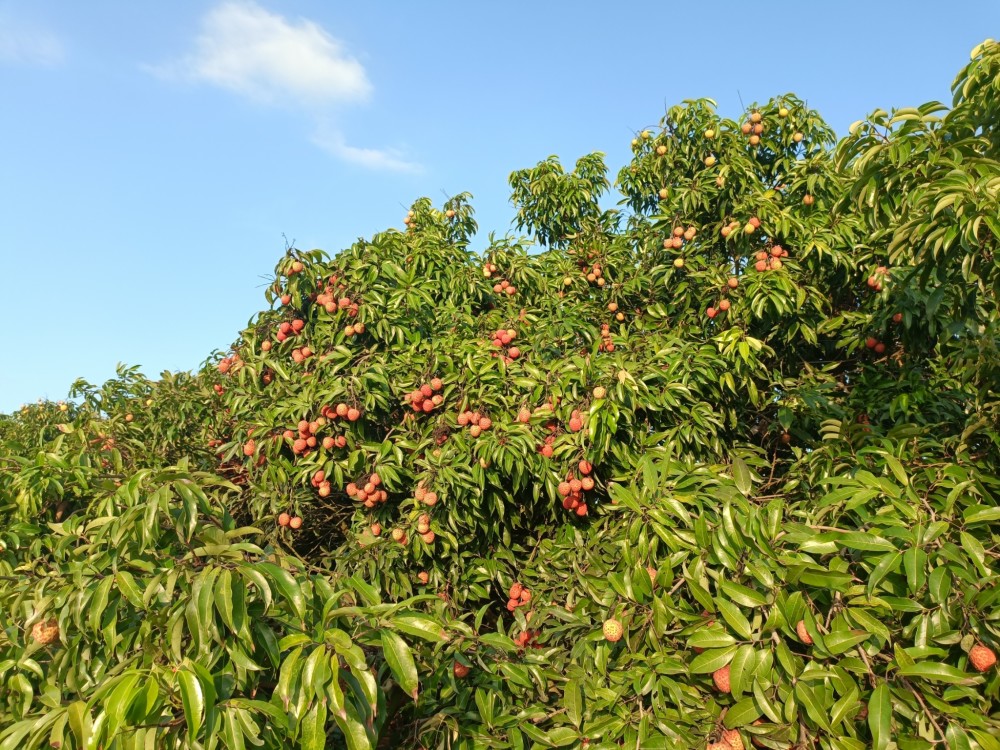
[2,39,1000,750]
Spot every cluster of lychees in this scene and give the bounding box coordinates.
[404,378,444,413]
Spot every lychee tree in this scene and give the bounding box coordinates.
[1,38,999,750]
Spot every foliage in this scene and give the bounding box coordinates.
[2,39,1000,750]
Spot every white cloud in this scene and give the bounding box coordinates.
[0,13,65,67]
[152,2,420,171]
[312,128,421,173]
[158,1,370,107]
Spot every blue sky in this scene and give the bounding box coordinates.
[1,1,996,413]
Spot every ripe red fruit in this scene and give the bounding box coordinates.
[291,319,305,332]
[754,260,767,272]
[347,408,361,421]
[417,571,429,585]
[718,299,731,312]
[713,665,732,693]
[568,417,583,432]
[603,618,623,642]
[509,582,523,599]
[261,340,272,352]
[558,482,572,497]
[727,277,739,289]
[893,312,903,324]
[578,460,592,475]
[874,342,886,354]
[575,503,588,516]
[242,440,256,456]
[453,661,470,679]
[370,523,381,536]
[430,377,443,391]
[706,307,717,319]
[541,444,554,458]
[970,644,997,672]
[278,512,291,527]
[796,620,813,645]
[322,436,335,450]
[289,516,303,530]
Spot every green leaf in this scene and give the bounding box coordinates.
[823,630,873,655]
[897,661,979,685]
[724,697,761,728]
[689,646,737,674]
[257,562,306,622]
[178,668,205,740]
[728,644,756,698]
[716,598,753,641]
[564,679,583,728]
[732,457,752,495]
[300,699,327,750]
[381,631,419,700]
[868,684,891,750]
[389,614,448,643]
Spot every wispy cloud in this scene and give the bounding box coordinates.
[0,12,65,67]
[151,2,418,171]
[312,127,422,174]
[156,1,371,106]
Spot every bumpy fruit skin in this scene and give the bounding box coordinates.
[707,743,730,750]
[970,644,997,672]
[796,620,813,645]
[30,618,60,646]
[721,728,744,750]
[712,664,731,693]
[453,661,470,678]
[602,618,623,642]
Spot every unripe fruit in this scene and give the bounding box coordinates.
[749,112,762,123]
[674,258,685,268]
[704,156,716,167]
[705,128,715,139]
[656,144,667,155]
[744,223,756,235]
[658,188,668,200]
[970,644,997,672]
[803,194,814,206]
[592,386,606,400]
[796,620,813,645]
[712,665,731,693]
[793,132,804,143]
[779,107,789,117]
[603,618,623,642]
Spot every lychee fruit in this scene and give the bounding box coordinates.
[970,644,997,672]
[603,618,623,642]
[796,620,813,645]
[712,665,731,693]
